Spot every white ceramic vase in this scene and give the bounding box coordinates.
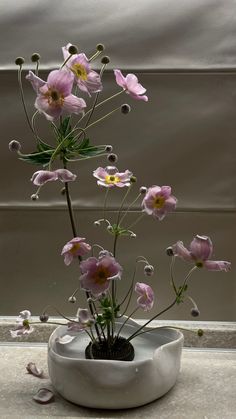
[48,317,184,409]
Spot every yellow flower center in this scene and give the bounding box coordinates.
[71,63,88,80]
[45,88,64,107]
[105,175,120,184]
[94,267,109,285]
[153,196,165,209]
[70,243,80,254]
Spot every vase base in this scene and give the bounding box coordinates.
[85,336,135,361]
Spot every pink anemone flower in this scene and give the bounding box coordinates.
[26,69,86,121]
[62,43,103,96]
[135,282,154,311]
[61,237,91,266]
[142,185,177,220]
[93,166,133,188]
[67,308,95,332]
[10,310,34,338]
[172,235,231,271]
[79,253,122,296]
[114,69,148,102]
[31,169,76,186]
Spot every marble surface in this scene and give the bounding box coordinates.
[0,344,235,418]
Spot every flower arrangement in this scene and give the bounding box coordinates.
[9,43,231,362]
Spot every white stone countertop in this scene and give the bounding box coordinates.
[0,344,235,419]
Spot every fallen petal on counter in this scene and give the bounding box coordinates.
[26,362,44,378]
[33,388,55,404]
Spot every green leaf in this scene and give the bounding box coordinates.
[18,149,54,166]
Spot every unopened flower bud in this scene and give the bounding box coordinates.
[140,186,147,194]
[68,45,78,55]
[130,233,137,238]
[96,43,105,52]
[107,225,113,232]
[144,264,154,276]
[68,296,76,303]
[39,314,49,322]
[94,220,101,227]
[166,246,174,256]
[130,176,137,183]
[101,55,110,64]
[31,194,39,201]
[107,153,118,163]
[31,53,41,62]
[121,104,131,114]
[105,145,113,152]
[191,308,200,317]
[60,187,66,195]
[9,140,21,152]
[15,57,25,66]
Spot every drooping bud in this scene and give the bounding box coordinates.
[144,265,154,276]
[94,220,101,227]
[68,296,76,303]
[166,246,174,256]
[101,56,110,64]
[15,57,25,66]
[68,44,78,55]
[130,176,137,183]
[60,187,66,195]
[107,225,113,232]
[105,145,113,153]
[139,186,147,194]
[130,233,137,238]
[191,308,200,317]
[107,153,118,163]
[31,53,41,62]
[121,104,131,114]
[39,314,49,322]
[9,140,21,152]
[31,194,39,201]
[96,43,105,52]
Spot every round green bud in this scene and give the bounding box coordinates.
[191,308,200,317]
[105,145,113,152]
[101,55,110,64]
[15,57,25,66]
[166,246,174,256]
[140,186,147,194]
[130,176,137,183]
[96,43,105,52]
[31,193,39,201]
[121,104,131,114]
[197,329,204,337]
[31,53,41,62]
[68,296,76,303]
[144,265,154,276]
[68,45,78,55]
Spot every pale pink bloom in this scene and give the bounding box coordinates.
[26,69,86,120]
[114,69,148,102]
[135,282,154,311]
[10,310,34,338]
[31,169,76,186]
[80,254,122,296]
[93,166,133,188]
[172,235,231,271]
[67,308,95,332]
[142,185,177,220]
[61,237,91,266]
[62,43,103,96]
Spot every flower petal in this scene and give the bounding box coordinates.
[26,362,44,378]
[114,69,127,89]
[26,71,45,92]
[204,260,231,271]
[190,235,213,261]
[62,95,86,116]
[33,388,54,404]
[31,170,58,186]
[47,70,73,96]
[172,241,193,262]
[54,169,77,182]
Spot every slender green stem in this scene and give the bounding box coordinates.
[118,263,138,314]
[85,107,121,130]
[115,307,139,340]
[103,189,109,223]
[130,325,199,340]
[88,50,102,62]
[126,212,145,230]
[119,193,141,225]
[170,256,178,295]
[18,66,35,137]
[83,64,106,128]
[60,54,73,69]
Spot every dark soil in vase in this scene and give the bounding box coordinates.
[85,336,135,361]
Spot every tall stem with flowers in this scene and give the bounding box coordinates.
[9,43,231,360]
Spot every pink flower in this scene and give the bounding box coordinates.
[114,69,148,102]
[172,235,231,271]
[79,254,122,296]
[67,308,95,332]
[93,166,133,188]
[26,69,86,120]
[135,282,154,311]
[62,43,103,96]
[31,169,76,186]
[10,310,34,338]
[142,185,177,220]
[61,237,91,266]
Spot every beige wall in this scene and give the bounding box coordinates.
[0,0,235,320]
